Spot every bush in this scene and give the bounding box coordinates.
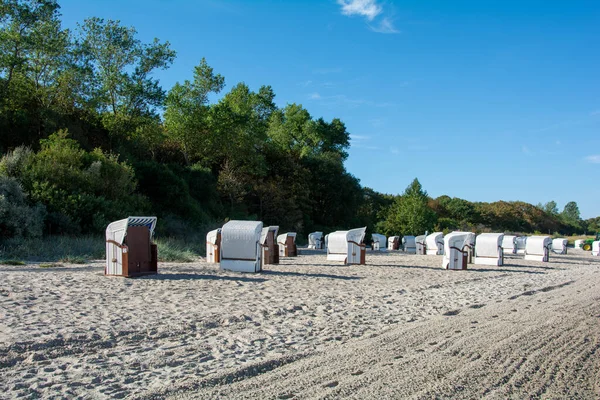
[0,176,46,239]
[8,130,151,234]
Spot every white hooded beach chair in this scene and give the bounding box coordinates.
[574,239,584,249]
[551,238,568,255]
[260,226,279,265]
[592,241,600,256]
[220,220,263,273]
[324,234,329,250]
[451,232,475,263]
[402,235,416,253]
[371,233,387,251]
[308,232,324,249]
[474,233,504,266]
[443,232,470,270]
[515,236,527,254]
[502,235,517,255]
[524,235,552,262]
[206,228,221,263]
[105,216,158,277]
[425,232,444,255]
[326,227,367,265]
[415,235,426,255]
[387,236,400,250]
[277,232,297,257]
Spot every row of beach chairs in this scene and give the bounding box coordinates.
[104,216,597,277]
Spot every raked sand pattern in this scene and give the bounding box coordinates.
[1,250,599,399]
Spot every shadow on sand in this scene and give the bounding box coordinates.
[366,263,546,275]
[142,273,268,283]
[261,270,361,280]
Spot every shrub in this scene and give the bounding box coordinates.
[0,176,46,239]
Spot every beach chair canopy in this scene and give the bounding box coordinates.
[574,239,584,248]
[426,232,444,254]
[426,232,444,247]
[403,235,416,247]
[308,232,323,247]
[261,226,279,245]
[452,232,475,247]
[277,232,297,244]
[475,233,504,257]
[502,235,517,250]
[515,236,528,251]
[552,238,568,254]
[372,233,386,247]
[525,235,552,256]
[592,241,600,256]
[106,216,157,245]
[445,232,469,252]
[443,232,470,269]
[327,227,366,254]
[207,228,221,245]
[221,220,263,261]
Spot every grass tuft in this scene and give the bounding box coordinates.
[39,263,64,268]
[0,260,26,265]
[0,234,205,263]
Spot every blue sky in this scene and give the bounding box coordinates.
[57,0,600,218]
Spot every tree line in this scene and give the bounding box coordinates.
[0,0,596,242]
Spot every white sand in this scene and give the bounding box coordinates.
[1,250,599,399]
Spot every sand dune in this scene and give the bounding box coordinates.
[1,250,599,399]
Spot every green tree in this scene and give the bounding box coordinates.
[562,201,580,222]
[76,17,175,139]
[543,200,559,215]
[379,178,437,235]
[163,58,224,164]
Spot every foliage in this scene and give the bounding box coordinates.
[0,0,596,249]
[0,175,45,238]
[378,178,437,236]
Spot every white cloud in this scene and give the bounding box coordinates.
[337,0,382,21]
[308,93,397,108]
[585,155,600,164]
[337,0,399,34]
[369,17,400,34]
[350,134,370,141]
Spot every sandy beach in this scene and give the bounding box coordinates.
[1,250,599,399]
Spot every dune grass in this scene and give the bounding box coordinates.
[0,235,205,263]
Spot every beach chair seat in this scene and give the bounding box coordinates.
[220,220,263,273]
[387,236,400,250]
[443,232,470,270]
[515,236,527,254]
[206,228,221,263]
[592,241,600,256]
[551,238,568,255]
[502,235,517,255]
[105,216,158,277]
[524,235,551,262]
[308,232,324,249]
[426,232,444,255]
[474,233,504,266]
[371,233,387,251]
[326,227,367,265]
[261,226,280,265]
[415,235,426,255]
[277,232,297,257]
